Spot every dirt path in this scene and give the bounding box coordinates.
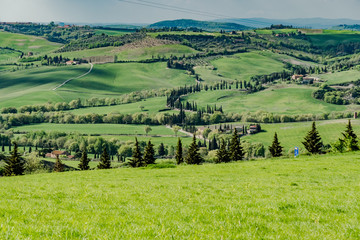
[52,63,93,91]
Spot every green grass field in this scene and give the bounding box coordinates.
[116,44,198,61]
[254,29,298,35]
[0,62,195,108]
[0,65,90,108]
[94,29,135,36]
[182,85,360,115]
[313,70,360,85]
[69,97,174,115]
[12,123,186,137]
[243,119,360,152]
[1,152,360,239]
[195,51,287,83]
[0,31,61,55]
[51,44,197,61]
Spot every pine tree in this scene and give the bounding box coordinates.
[185,135,203,165]
[215,139,230,163]
[97,147,111,169]
[4,142,25,176]
[268,132,283,157]
[175,138,183,165]
[129,138,144,168]
[78,150,90,170]
[302,122,323,154]
[229,129,245,161]
[342,120,359,151]
[54,155,64,173]
[143,140,156,165]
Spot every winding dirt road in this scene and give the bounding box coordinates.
[52,63,93,91]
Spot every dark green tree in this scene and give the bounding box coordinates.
[302,122,323,154]
[4,142,25,176]
[268,132,283,157]
[129,138,145,168]
[158,143,166,156]
[78,150,90,170]
[229,129,245,161]
[54,155,64,173]
[143,140,156,165]
[342,120,359,151]
[185,135,203,165]
[175,138,183,165]
[215,139,230,163]
[97,147,111,169]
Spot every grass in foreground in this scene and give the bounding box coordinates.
[0,152,360,239]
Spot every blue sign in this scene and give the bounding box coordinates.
[294,147,299,157]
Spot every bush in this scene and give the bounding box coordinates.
[147,163,176,169]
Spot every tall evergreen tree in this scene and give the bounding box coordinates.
[97,147,111,169]
[175,138,183,165]
[129,138,145,168]
[78,150,90,170]
[302,122,323,154]
[215,139,230,163]
[143,140,156,165]
[342,120,359,151]
[185,135,203,165]
[54,155,64,173]
[268,132,283,157]
[229,129,245,161]
[158,143,166,156]
[4,142,25,176]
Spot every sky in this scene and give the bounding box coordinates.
[1,0,360,24]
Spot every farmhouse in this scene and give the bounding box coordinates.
[66,60,78,65]
[46,150,70,159]
[291,74,304,80]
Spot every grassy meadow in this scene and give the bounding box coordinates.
[182,85,360,115]
[243,118,360,152]
[12,123,186,137]
[314,70,360,85]
[0,31,61,55]
[1,152,360,239]
[195,51,287,83]
[0,62,195,108]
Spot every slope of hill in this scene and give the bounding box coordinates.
[148,19,252,31]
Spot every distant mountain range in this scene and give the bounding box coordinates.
[215,18,360,29]
[148,19,252,31]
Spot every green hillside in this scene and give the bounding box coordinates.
[182,85,360,115]
[1,153,360,239]
[0,31,61,55]
[0,62,195,108]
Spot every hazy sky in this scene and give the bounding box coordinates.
[1,0,360,24]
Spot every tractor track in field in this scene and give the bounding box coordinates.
[52,63,93,91]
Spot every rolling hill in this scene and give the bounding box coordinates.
[148,19,252,31]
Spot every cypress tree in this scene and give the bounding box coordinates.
[215,139,230,163]
[129,138,144,168]
[78,150,90,170]
[158,143,166,156]
[97,147,111,169]
[175,138,183,165]
[4,142,25,176]
[342,120,359,151]
[54,155,64,173]
[302,122,323,154]
[143,140,156,165]
[268,132,283,157]
[229,129,244,161]
[185,134,203,165]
